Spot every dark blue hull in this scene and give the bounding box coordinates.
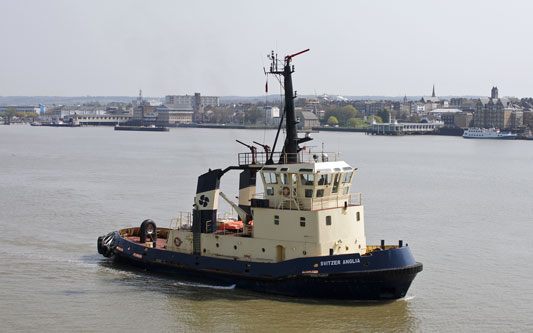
[101,231,423,300]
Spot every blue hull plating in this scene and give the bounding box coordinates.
[104,232,423,300]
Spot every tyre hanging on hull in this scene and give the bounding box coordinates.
[97,236,104,254]
[140,219,157,244]
[98,232,116,258]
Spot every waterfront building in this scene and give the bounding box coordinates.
[165,93,219,111]
[51,106,107,120]
[474,87,521,129]
[132,90,162,122]
[368,119,444,135]
[252,106,281,126]
[509,110,523,129]
[450,98,477,113]
[523,110,533,129]
[353,101,387,116]
[453,112,474,128]
[298,111,320,130]
[156,104,193,125]
[428,109,462,126]
[133,104,157,121]
[165,93,219,123]
[65,114,131,125]
[0,105,41,115]
[264,106,280,125]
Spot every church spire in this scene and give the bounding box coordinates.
[432,84,435,98]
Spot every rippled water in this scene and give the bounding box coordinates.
[1,125,532,332]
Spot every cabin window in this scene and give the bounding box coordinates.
[280,173,289,185]
[342,171,353,184]
[300,217,306,227]
[300,173,315,186]
[291,174,298,185]
[266,187,274,196]
[343,186,350,195]
[316,189,324,197]
[326,215,332,226]
[317,174,332,186]
[264,172,277,184]
[356,212,360,221]
[332,173,340,193]
[305,189,313,198]
[274,215,279,225]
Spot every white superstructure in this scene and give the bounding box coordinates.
[462,127,517,139]
[167,156,366,263]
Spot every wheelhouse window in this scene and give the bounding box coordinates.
[280,173,289,185]
[300,173,315,186]
[332,173,340,193]
[342,171,353,184]
[317,174,332,186]
[264,172,277,184]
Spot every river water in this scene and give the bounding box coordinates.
[1,125,532,332]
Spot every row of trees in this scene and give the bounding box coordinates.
[324,105,389,129]
[1,108,38,123]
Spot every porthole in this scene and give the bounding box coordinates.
[262,248,265,252]
[216,243,219,247]
[303,250,307,255]
[234,245,237,250]
[203,248,206,253]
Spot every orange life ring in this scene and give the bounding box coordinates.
[174,237,182,247]
[282,186,290,197]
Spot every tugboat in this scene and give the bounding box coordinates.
[97,50,423,300]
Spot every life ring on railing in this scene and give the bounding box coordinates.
[282,186,290,197]
[174,237,182,247]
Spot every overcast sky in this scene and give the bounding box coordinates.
[1,0,532,98]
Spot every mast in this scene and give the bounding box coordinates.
[267,49,312,163]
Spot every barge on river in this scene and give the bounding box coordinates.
[97,50,422,300]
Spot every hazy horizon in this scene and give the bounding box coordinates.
[2,0,532,98]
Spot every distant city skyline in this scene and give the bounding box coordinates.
[1,0,533,97]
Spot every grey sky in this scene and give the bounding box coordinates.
[1,0,532,98]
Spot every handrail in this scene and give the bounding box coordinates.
[238,151,338,166]
[252,192,362,211]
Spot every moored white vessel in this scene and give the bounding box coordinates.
[463,127,516,139]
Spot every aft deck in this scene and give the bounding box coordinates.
[119,227,170,250]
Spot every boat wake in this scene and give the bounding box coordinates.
[173,281,236,290]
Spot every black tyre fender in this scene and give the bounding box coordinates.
[139,219,157,243]
[97,236,104,254]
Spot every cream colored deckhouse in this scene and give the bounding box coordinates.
[166,152,366,264]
